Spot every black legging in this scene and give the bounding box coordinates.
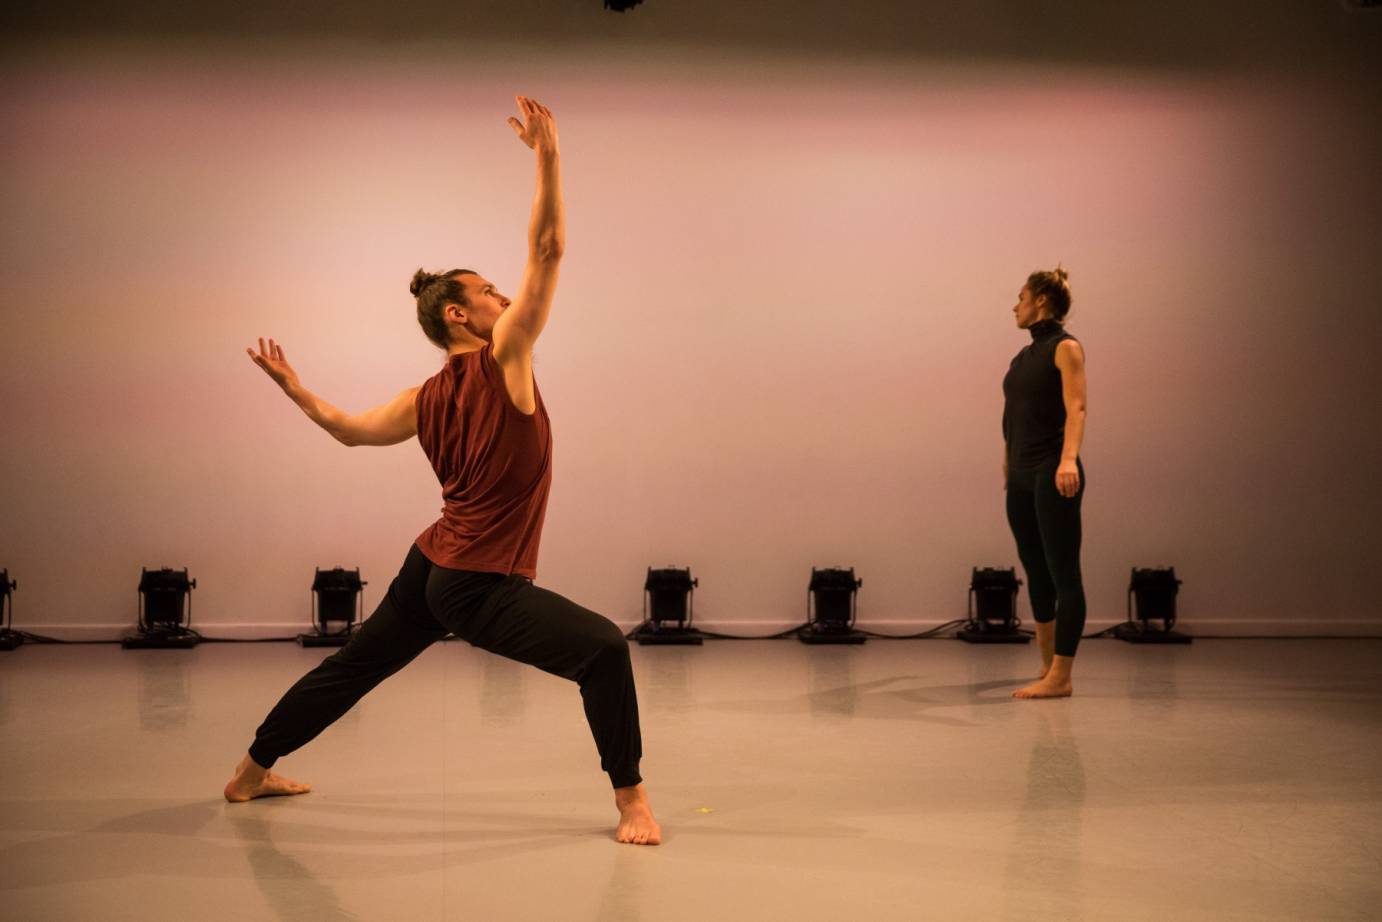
[247,544,643,789]
[1006,457,1086,658]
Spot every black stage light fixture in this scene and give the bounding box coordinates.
[123,567,199,649]
[630,566,704,645]
[300,567,367,647]
[957,567,1030,644]
[604,0,644,11]
[0,570,20,651]
[798,567,865,644]
[1114,567,1191,644]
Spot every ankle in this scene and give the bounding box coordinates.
[614,784,647,808]
[1047,656,1074,680]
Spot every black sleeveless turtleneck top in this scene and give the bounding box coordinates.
[1002,319,1078,473]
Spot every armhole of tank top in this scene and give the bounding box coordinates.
[482,342,540,419]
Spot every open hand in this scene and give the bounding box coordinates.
[246,337,299,390]
[507,95,558,153]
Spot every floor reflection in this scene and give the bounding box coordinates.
[806,648,858,719]
[478,653,527,726]
[1003,708,1087,920]
[228,807,360,922]
[137,652,190,731]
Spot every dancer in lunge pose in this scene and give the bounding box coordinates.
[1003,267,1088,700]
[225,95,661,845]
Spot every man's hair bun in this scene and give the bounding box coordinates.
[410,268,437,298]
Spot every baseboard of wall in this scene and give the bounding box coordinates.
[11,618,1382,643]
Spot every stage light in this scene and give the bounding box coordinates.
[629,566,703,645]
[123,567,199,649]
[0,571,20,651]
[798,567,865,644]
[957,567,1030,644]
[300,567,367,647]
[1113,567,1191,644]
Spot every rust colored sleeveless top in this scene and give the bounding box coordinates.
[413,343,553,578]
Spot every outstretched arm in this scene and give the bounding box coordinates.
[246,337,418,447]
[493,95,564,365]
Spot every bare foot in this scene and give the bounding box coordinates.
[614,783,662,846]
[1037,661,1053,680]
[1013,678,1073,699]
[223,753,312,803]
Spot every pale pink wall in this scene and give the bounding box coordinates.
[2,37,1379,636]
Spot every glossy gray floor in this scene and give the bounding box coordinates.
[1,638,1379,921]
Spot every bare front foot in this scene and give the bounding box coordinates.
[223,753,313,803]
[614,783,662,846]
[1013,677,1073,699]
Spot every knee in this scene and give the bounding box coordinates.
[589,619,630,663]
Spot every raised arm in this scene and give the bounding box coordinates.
[493,95,564,366]
[246,337,418,447]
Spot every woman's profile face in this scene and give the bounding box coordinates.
[1011,285,1049,329]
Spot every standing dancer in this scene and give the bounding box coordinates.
[225,96,661,846]
[1003,267,1088,699]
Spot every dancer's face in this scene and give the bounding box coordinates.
[447,275,511,342]
[1012,286,1051,329]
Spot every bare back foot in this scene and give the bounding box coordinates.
[614,783,662,846]
[223,754,312,803]
[1013,678,1073,699]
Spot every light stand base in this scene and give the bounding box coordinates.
[298,630,354,648]
[122,628,199,649]
[629,622,704,645]
[797,625,866,645]
[0,629,23,651]
[1113,622,1193,644]
[957,623,1031,644]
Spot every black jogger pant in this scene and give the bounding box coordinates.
[1005,457,1086,658]
[248,544,643,788]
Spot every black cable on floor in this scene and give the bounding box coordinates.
[858,619,969,639]
[697,624,809,640]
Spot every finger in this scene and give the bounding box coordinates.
[507,116,523,136]
[258,336,266,357]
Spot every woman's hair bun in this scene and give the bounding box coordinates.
[1053,265,1069,284]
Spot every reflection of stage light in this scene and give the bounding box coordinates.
[300,567,367,648]
[630,566,703,645]
[798,567,865,645]
[957,567,1030,644]
[1114,567,1192,644]
[0,570,20,651]
[123,567,199,649]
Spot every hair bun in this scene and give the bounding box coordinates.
[1054,265,1069,284]
[409,268,435,298]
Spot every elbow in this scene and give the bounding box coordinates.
[531,236,564,264]
[335,430,360,447]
